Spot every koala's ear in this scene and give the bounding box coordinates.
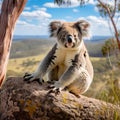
[75,20,90,38]
[49,21,62,37]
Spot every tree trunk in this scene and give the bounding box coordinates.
[0,77,120,120]
[107,51,112,68]
[109,13,120,51]
[0,0,27,87]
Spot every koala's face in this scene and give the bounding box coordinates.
[49,20,90,49]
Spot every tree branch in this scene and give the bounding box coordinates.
[112,0,117,18]
[0,77,120,120]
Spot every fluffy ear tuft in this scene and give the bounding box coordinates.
[49,21,62,37]
[75,20,91,38]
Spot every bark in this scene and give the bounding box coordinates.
[0,77,120,120]
[0,0,27,87]
[107,51,112,68]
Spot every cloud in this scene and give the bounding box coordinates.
[73,9,79,13]
[15,20,48,35]
[78,16,113,36]
[94,6,99,12]
[17,20,29,25]
[87,0,96,5]
[43,3,59,8]
[44,0,96,8]
[90,16,120,36]
[24,7,31,11]
[87,16,108,27]
[14,8,52,35]
[21,9,52,19]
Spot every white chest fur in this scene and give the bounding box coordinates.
[55,46,80,67]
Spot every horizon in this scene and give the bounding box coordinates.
[13,35,113,42]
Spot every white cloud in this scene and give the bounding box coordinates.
[43,3,59,8]
[24,7,31,11]
[78,16,113,36]
[73,9,79,13]
[94,6,99,12]
[32,5,40,9]
[14,25,47,35]
[15,20,48,35]
[21,9,52,19]
[87,16,108,27]
[87,0,96,5]
[16,20,29,25]
[39,7,47,11]
[14,8,52,35]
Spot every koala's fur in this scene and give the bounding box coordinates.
[24,20,94,97]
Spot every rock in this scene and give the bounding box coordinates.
[0,77,120,120]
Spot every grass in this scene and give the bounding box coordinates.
[7,54,45,77]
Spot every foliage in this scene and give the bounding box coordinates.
[101,38,117,56]
[54,0,87,6]
[97,2,118,18]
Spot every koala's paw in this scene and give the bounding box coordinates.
[23,72,44,84]
[47,80,55,84]
[47,82,63,95]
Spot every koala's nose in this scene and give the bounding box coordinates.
[67,35,73,43]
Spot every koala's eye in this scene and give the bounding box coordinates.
[74,35,76,37]
[84,51,87,57]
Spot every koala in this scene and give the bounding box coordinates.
[23,20,94,97]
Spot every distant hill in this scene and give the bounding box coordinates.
[13,35,111,41]
[10,39,55,58]
[10,36,110,58]
[13,35,49,41]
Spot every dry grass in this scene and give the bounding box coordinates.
[7,54,45,77]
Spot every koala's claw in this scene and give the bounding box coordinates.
[47,80,55,84]
[23,73,34,82]
[23,72,44,84]
[48,89,60,96]
[37,78,44,85]
[48,85,61,95]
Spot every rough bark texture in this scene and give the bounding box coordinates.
[0,0,27,87]
[0,77,120,120]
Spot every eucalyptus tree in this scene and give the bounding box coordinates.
[101,39,116,67]
[97,0,120,50]
[0,0,27,87]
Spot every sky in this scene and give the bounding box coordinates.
[0,0,120,36]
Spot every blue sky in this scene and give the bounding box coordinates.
[0,0,119,36]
